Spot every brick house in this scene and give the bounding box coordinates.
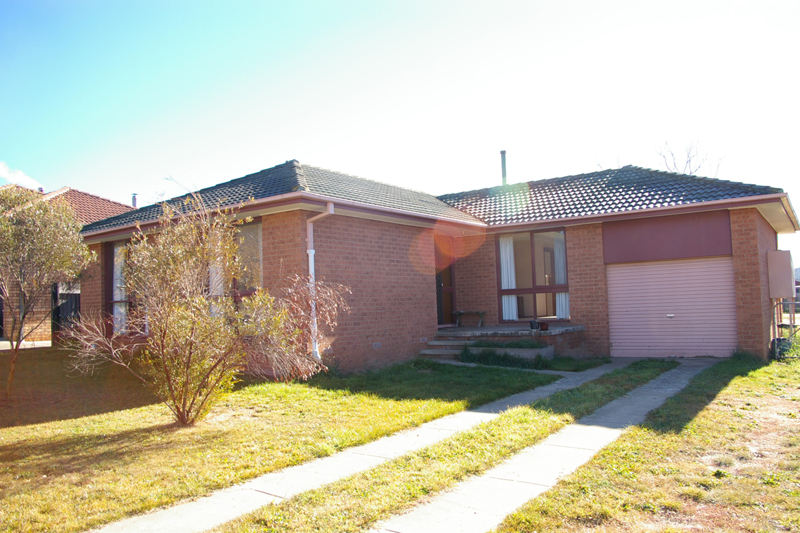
[0,186,133,343]
[79,160,798,369]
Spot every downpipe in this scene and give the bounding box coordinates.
[306,203,335,360]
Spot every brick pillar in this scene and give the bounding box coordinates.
[453,234,499,326]
[80,243,105,315]
[731,208,777,359]
[566,223,610,356]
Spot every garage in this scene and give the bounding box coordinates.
[607,256,737,357]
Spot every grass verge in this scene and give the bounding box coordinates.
[459,347,608,372]
[0,351,556,533]
[215,359,677,533]
[495,355,800,532]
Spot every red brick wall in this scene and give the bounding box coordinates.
[81,243,105,316]
[312,214,438,372]
[566,223,610,356]
[731,208,777,359]
[261,211,308,288]
[2,244,104,343]
[452,235,499,326]
[2,285,51,342]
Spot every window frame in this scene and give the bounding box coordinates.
[494,229,570,322]
[104,240,131,334]
[232,218,263,300]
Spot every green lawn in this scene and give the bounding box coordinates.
[495,355,800,532]
[0,347,556,533]
[215,359,677,533]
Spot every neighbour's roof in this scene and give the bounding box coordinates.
[44,187,133,225]
[82,160,481,234]
[0,184,133,225]
[437,165,783,226]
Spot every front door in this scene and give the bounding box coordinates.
[435,239,455,325]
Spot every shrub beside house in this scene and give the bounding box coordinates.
[78,160,799,370]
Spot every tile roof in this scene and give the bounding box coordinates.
[437,165,783,226]
[45,188,134,225]
[1,184,133,225]
[81,162,785,235]
[82,160,481,234]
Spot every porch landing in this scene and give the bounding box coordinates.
[435,324,585,338]
[422,324,589,359]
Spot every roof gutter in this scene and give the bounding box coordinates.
[307,202,335,361]
[779,194,800,232]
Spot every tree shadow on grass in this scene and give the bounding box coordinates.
[0,421,224,494]
[505,358,765,436]
[0,347,159,428]
[642,356,769,435]
[303,358,558,409]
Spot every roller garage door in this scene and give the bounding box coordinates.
[607,257,737,357]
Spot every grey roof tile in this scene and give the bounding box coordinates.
[437,165,782,226]
[82,160,480,234]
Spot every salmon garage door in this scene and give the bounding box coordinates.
[607,257,737,357]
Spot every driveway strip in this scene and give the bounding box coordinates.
[369,358,715,533]
[93,360,632,533]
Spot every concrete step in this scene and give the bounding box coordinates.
[427,340,476,347]
[419,348,461,359]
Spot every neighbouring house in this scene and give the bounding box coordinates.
[0,185,134,343]
[79,160,798,369]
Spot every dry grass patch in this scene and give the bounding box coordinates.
[0,349,556,533]
[495,356,800,533]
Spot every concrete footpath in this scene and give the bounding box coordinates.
[369,358,715,533]
[95,359,633,533]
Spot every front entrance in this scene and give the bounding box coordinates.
[435,238,455,325]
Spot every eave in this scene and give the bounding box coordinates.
[81,190,488,243]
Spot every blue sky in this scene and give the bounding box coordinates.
[2,1,799,261]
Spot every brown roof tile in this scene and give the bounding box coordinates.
[44,188,133,225]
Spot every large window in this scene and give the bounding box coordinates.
[498,230,569,321]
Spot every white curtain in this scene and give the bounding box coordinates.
[499,236,518,321]
[554,231,570,319]
[112,241,127,332]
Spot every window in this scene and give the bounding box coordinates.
[235,221,262,295]
[111,240,128,332]
[498,230,569,321]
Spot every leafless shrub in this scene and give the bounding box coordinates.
[273,274,352,362]
[64,195,350,425]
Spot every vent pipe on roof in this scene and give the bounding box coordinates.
[37,187,44,193]
[501,150,507,186]
[132,193,137,208]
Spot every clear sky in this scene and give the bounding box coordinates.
[2,1,799,263]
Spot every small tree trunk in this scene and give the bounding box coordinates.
[5,346,18,398]
[5,321,23,398]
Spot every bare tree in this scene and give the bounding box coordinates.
[658,141,721,177]
[0,186,95,396]
[64,196,350,425]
